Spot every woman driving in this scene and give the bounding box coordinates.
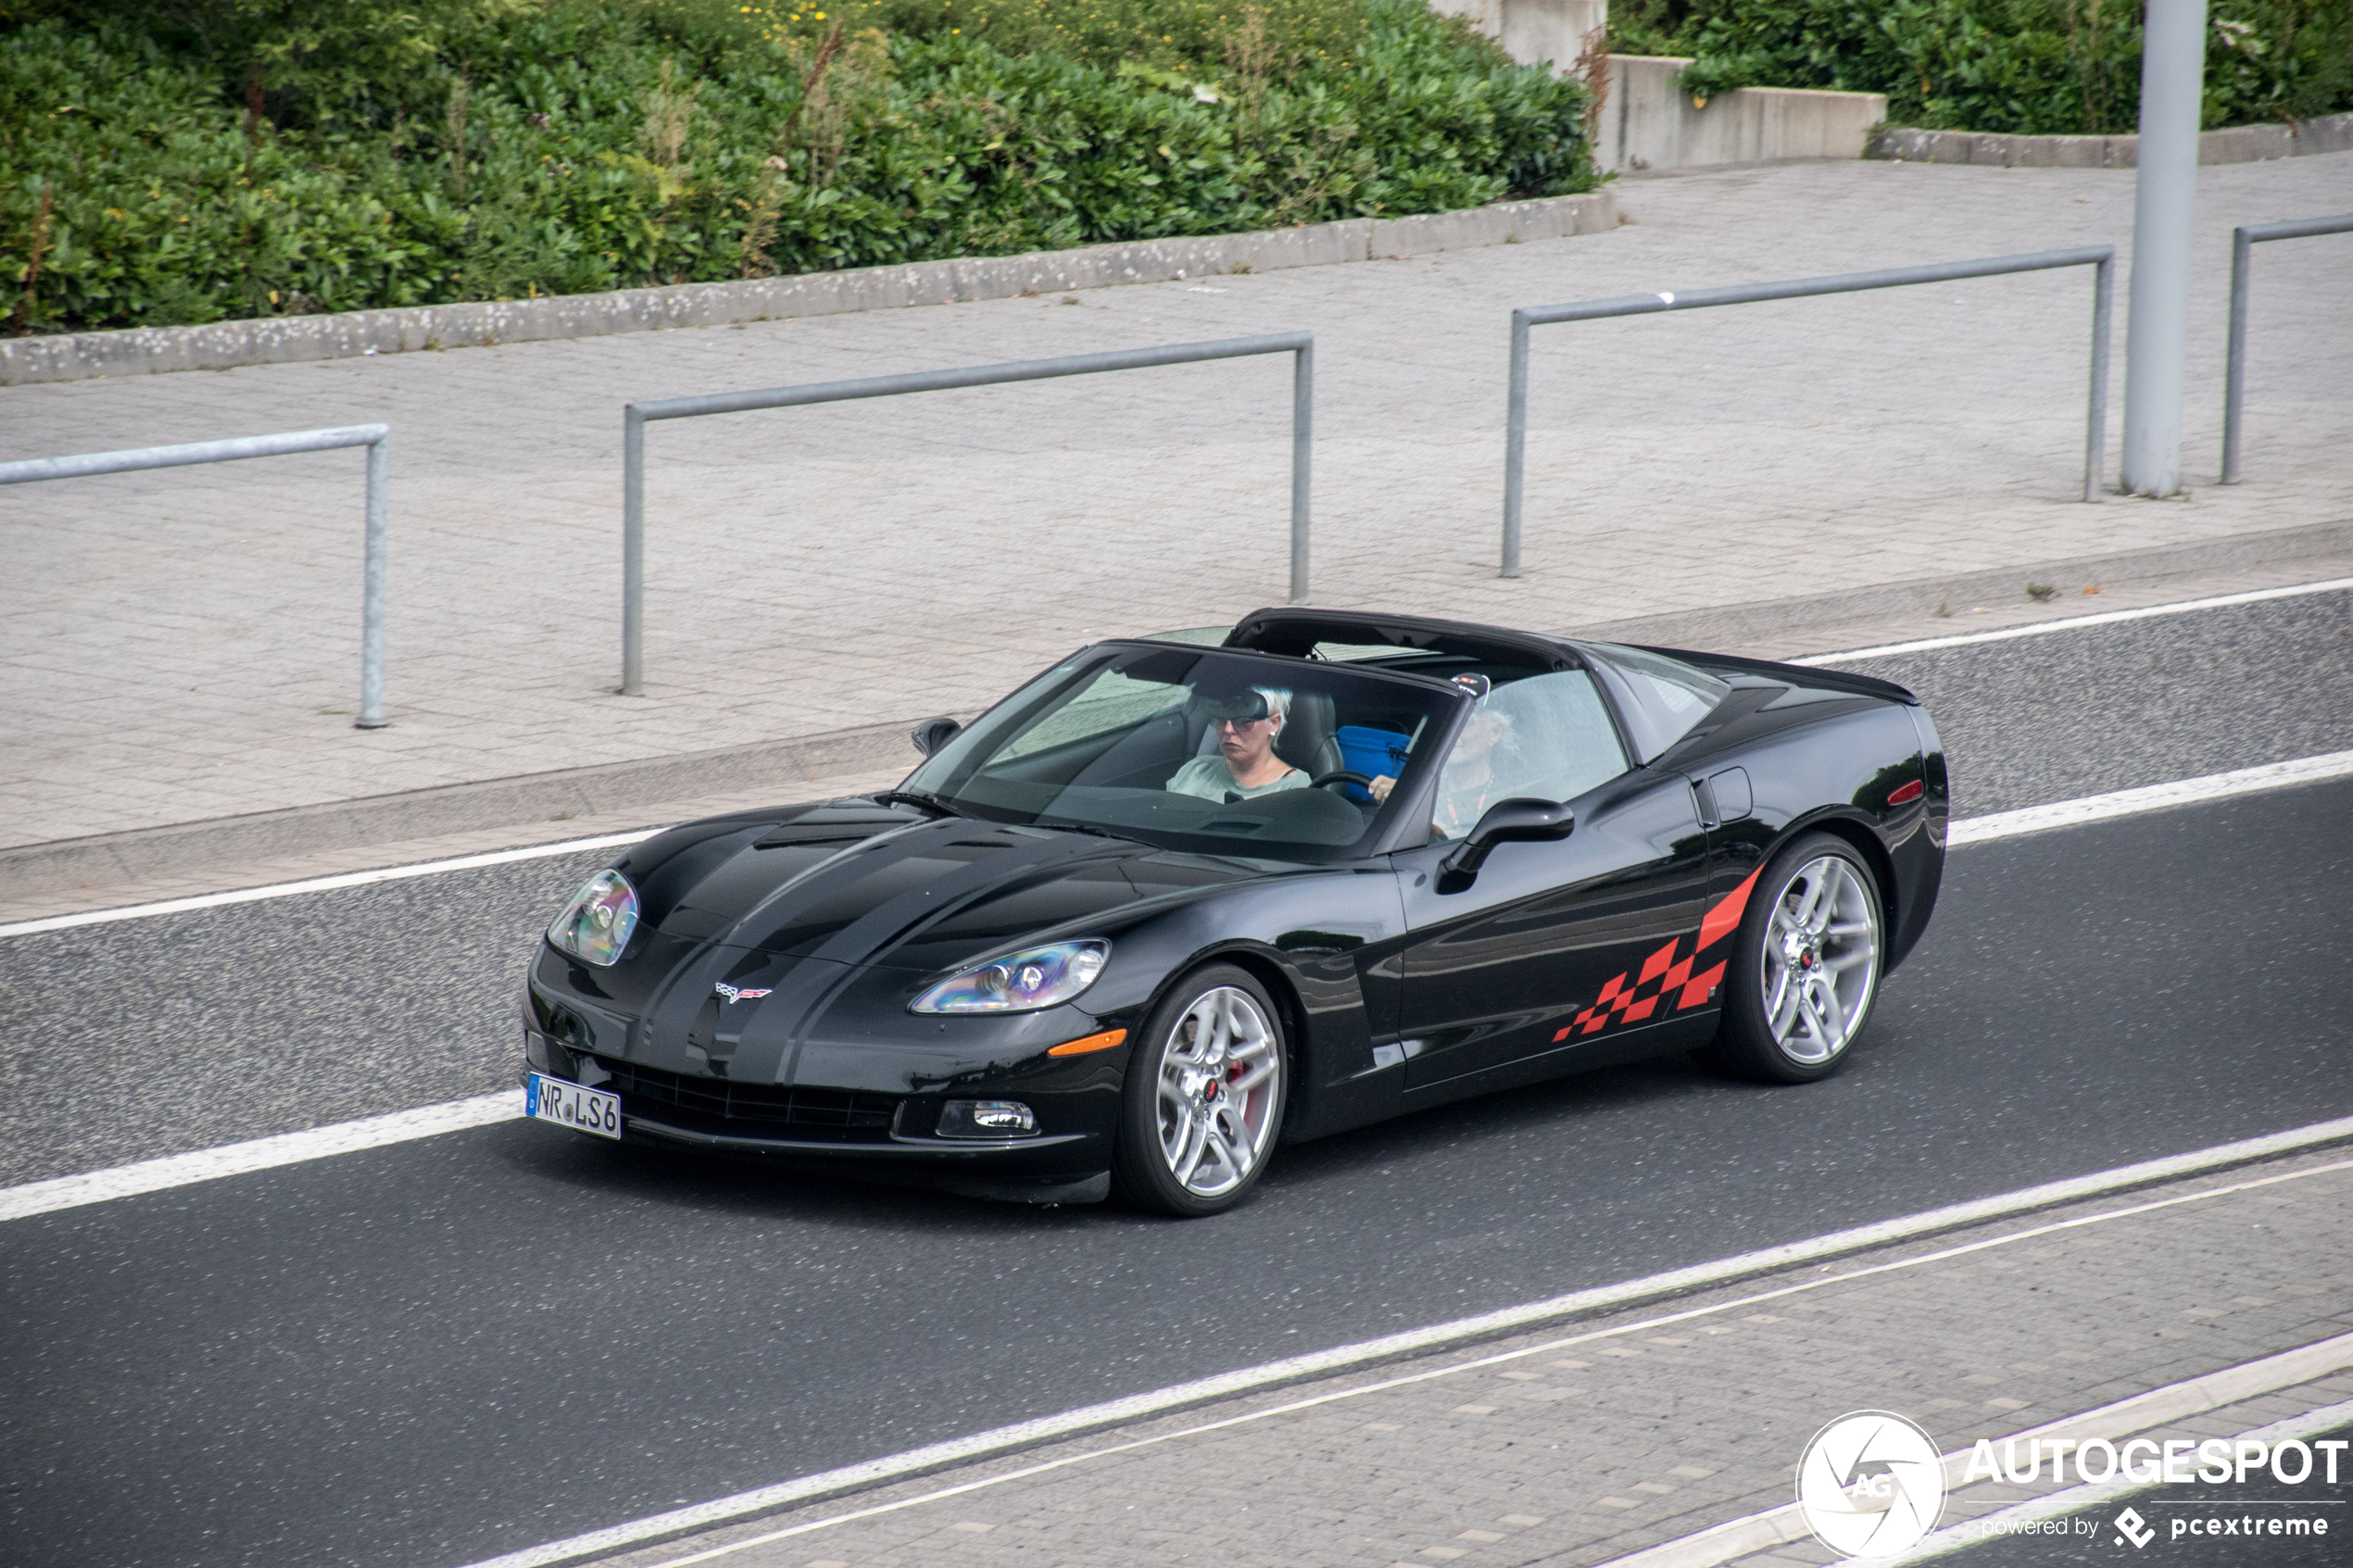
[1165,686,1308,803]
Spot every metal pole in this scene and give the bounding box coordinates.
[2084,255,2113,503]
[1501,249,2112,572]
[2221,224,2253,483]
[1290,343,1313,604]
[1501,309,1530,579]
[2120,0,2208,496]
[622,335,1311,694]
[0,423,394,730]
[357,433,389,728]
[622,407,646,697]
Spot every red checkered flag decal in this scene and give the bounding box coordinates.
[1553,867,1761,1043]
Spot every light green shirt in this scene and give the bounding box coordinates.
[1167,755,1307,802]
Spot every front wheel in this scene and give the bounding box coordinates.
[1701,833,1884,1084]
[1112,965,1287,1216]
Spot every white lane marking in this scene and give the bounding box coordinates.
[6,574,2346,941]
[1794,575,2353,666]
[0,830,650,939]
[6,749,2350,1214]
[1949,749,2353,845]
[453,1150,2353,1568]
[9,728,2350,945]
[0,1091,522,1223]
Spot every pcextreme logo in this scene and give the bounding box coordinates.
[1796,1411,1946,1559]
[1963,1433,2343,1547]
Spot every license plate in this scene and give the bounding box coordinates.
[526,1072,622,1141]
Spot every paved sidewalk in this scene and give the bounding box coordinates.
[562,1148,2353,1568]
[4,155,2348,851]
[6,518,2348,927]
[1714,1370,2353,1568]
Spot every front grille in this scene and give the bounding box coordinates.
[590,1057,900,1143]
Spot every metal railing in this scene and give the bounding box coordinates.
[1500,247,2116,578]
[0,425,391,728]
[621,332,1315,696]
[2222,212,2353,485]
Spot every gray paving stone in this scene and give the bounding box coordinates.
[4,155,2350,850]
[565,1153,2353,1568]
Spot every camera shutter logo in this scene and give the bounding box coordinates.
[1796,1411,1945,1558]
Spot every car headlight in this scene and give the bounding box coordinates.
[548,870,639,967]
[911,940,1109,1014]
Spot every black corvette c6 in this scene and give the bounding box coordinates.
[523,608,1945,1216]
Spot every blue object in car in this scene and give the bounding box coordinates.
[1334,725,1412,801]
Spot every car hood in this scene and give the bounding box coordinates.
[621,801,1266,977]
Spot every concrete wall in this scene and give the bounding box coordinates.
[1597,55,1886,172]
[1871,109,2353,169]
[1428,0,1607,71]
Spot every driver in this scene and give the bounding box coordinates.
[1166,686,1309,804]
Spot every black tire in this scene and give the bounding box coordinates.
[1698,832,1885,1085]
[1111,964,1288,1217]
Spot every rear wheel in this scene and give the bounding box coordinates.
[1111,965,1287,1217]
[1701,833,1884,1084]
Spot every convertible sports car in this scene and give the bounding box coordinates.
[523,608,1945,1215]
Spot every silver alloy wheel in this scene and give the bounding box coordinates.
[1154,985,1282,1198]
[1758,854,1880,1066]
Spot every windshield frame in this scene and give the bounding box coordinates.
[898,641,1473,863]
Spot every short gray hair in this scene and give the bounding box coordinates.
[1252,685,1292,722]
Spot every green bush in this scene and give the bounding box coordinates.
[1606,0,2353,135]
[0,0,1594,334]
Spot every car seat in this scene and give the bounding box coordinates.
[1273,689,1342,780]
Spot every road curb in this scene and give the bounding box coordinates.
[5,516,2346,907]
[0,719,924,905]
[1562,516,2353,657]
[1869,109,2353,169]
[445,1135,2353,1568]
[0,192,1616,387]
[1598,1334,2353,1568]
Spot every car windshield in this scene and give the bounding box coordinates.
[900,644,1460,860]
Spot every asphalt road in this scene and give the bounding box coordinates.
[5,588,2347,1193]
[2,588,2349,1568]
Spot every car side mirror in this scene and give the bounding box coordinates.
[1436,797,1575,893]
[910,716,963,758]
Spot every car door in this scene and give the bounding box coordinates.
[1389,671,1714,1091]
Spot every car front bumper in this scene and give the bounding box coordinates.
[522,1028,1121,1201]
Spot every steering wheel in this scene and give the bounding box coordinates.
[1308,770,1374,795]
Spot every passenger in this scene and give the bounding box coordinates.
[1167,686,1308,804]
[1366,674,1493,810]
[1425,703,1512,838]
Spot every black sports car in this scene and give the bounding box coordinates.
[522,608,1945,1215]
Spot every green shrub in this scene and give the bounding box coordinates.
[1606,0,2353,135]
[1,0,1593,334]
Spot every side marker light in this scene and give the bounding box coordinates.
[1048,1028,1128,1057]
[1888,779,1925,806]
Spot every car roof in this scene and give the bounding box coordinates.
[1218,607,1587,673]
